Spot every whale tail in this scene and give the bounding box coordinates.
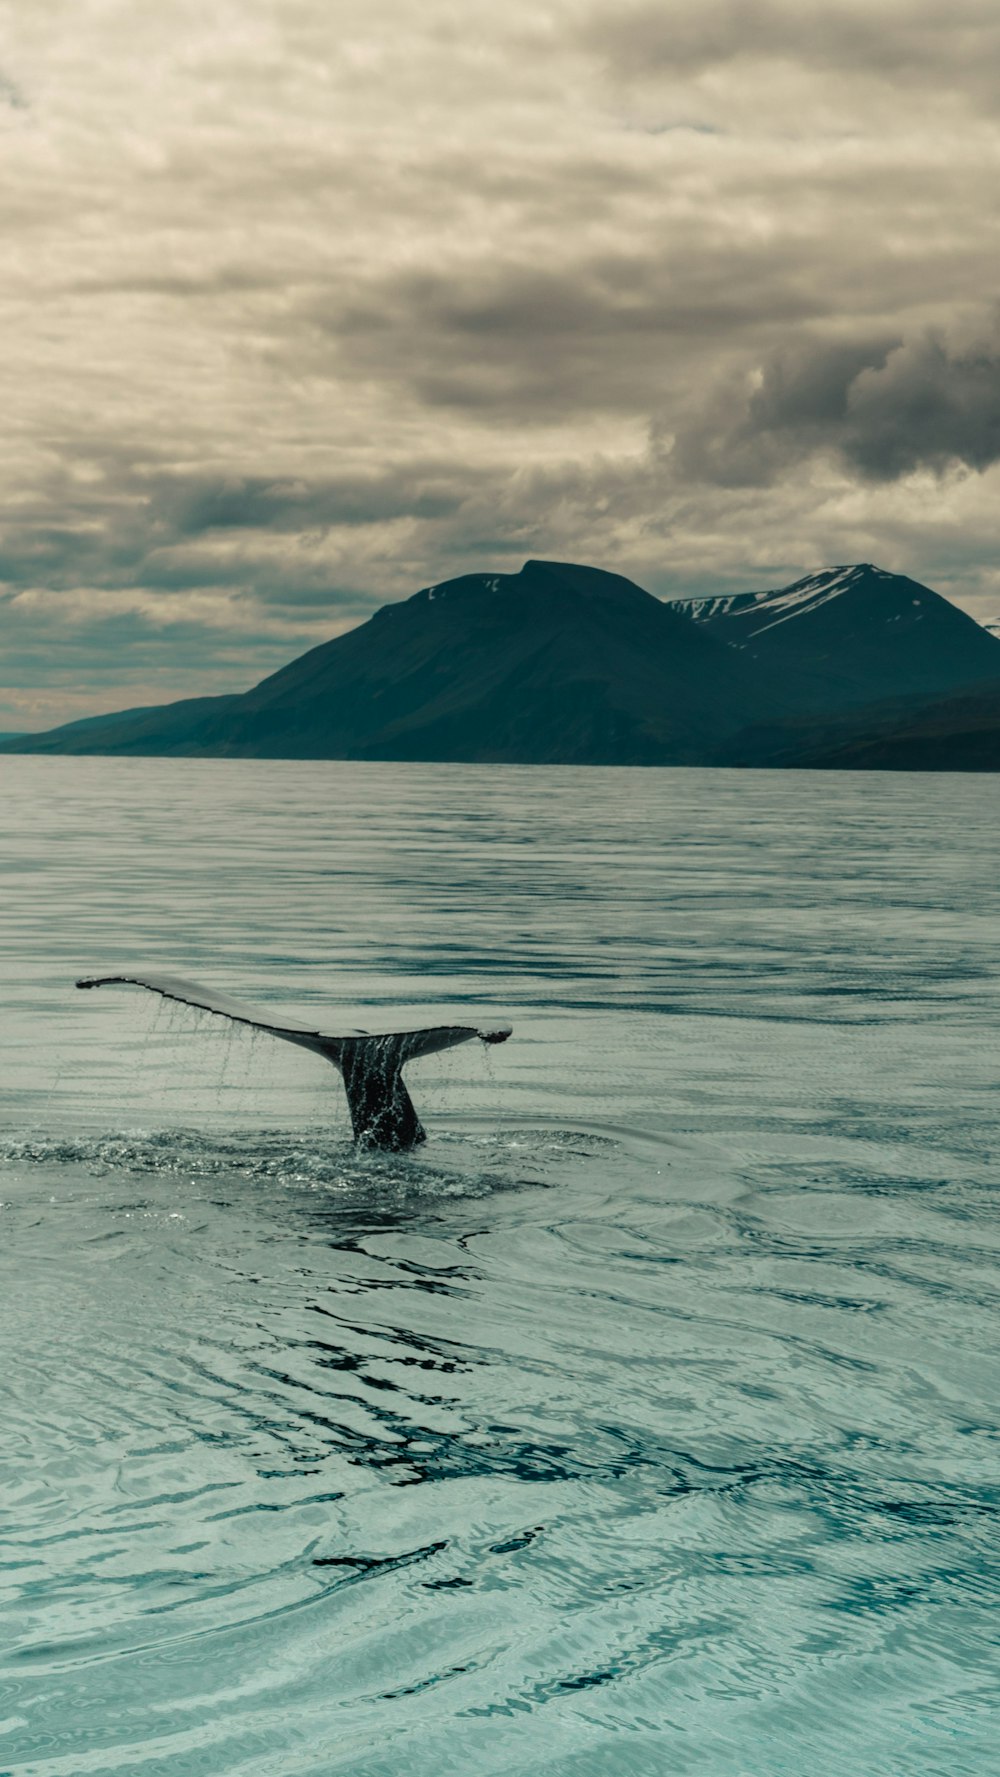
[336,1034,427,1150]
[76,971,511,1151]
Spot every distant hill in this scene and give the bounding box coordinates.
[670,564,1000,713]
[28,703,160,735]
[4,557,1000,769]
[810,684,1000,771]
[0,696,240,757]
[0,561,784,766]
[720,683,1000,772]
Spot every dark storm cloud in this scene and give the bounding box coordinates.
[0,457,476,597]
[844,330,1000,479]
[583,1,1000,102]
[307,252,830,419]
[161,471,467,535]
[675,321,1000,485]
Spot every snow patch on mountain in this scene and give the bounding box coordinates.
[675,564,915,638]
[741,566,872,636]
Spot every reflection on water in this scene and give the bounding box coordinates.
[0,759,998,1775]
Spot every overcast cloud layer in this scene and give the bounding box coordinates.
[3,0,999,726]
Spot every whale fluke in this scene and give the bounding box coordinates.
[76,972,511,1151]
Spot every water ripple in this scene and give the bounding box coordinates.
[1,761,998,1774]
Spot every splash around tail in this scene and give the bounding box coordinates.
[76,971,511,1151]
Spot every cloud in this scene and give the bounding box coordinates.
[1,0,999,726]
[158,469,469,535]
[845,330,1000,479]
[674,320,1000,484]
[302,250,831,422]
[0,70,27,109]
[581,1,1000,105]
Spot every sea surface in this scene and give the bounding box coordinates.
[0,758,997,1777]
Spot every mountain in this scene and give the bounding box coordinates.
[0,560,784,766]
[719,682,1000,772]
[6,557,1000,769]
[1,695,240,756]
[807,684,1000,771]
[670,564,1000,714]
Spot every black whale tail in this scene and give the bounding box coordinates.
[76,971,512,1151]
[336,1034,427,1150]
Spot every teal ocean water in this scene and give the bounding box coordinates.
[1,758,997,1776]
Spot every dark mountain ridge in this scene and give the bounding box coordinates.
[225,558,786,763]
[669,563,1000,713]
[722,682,1000,772]
[4,557,1000,768]
[2,560,788,765]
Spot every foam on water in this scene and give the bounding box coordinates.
[1,759,998,1776]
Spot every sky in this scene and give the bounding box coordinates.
[3,0,1000,729]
